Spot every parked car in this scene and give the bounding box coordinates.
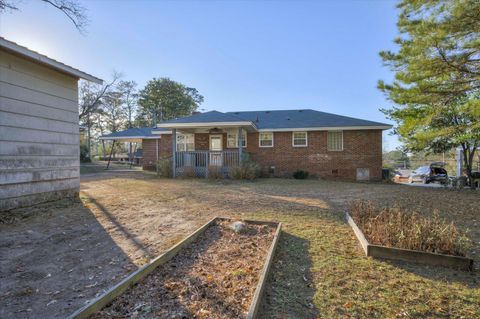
[408,163,448,184]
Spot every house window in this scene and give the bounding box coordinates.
[259,132,274,147]
[227,131,247,148]
[327,131,343,151]
[176,133,195,152]
[292,132,308,147]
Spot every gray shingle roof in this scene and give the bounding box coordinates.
[160,111,249,124]
[227,109,390,129]
[158,109,391,130]
[99,127,168,140]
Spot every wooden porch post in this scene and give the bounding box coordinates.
[106,140,115,169]
[172,129,177,178]
[237,127,243,165]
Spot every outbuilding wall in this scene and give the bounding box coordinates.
[0,49,80,210]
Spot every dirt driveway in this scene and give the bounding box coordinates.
[1,171,479,318]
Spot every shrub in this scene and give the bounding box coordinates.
[182,166,196,178]
[230,161,260,180]
[348,200,471,257]
[80,144,91,163]
[208,165,223,179]
[293,170,309,179]
[157,156,172,177]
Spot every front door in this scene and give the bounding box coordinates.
[209,135,223,166]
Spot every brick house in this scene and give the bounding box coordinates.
[102,109,391,180]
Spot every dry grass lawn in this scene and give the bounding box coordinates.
[1,171,479,318]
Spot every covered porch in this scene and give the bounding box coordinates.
[156,113,257,178]
[174,150,240,177]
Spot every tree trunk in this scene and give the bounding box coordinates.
[461,143,477,186]
[87,114,91,160]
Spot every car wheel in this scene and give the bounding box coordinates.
[423,177,429,184]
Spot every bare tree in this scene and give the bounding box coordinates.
[117,80,138,129]
[0,0,18,11]
[117,80,138,162]
[79,72,121,159]
[0,0,88,32]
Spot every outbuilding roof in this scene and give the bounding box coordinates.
[157,109,391,131]
[0,37,102,84]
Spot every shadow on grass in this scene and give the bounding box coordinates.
[259,232,319,319]
[379,258,479,289]
[82,194,155,259]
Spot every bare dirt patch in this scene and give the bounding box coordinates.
[91,220,276,319]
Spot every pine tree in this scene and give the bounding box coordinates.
[379,0,480,181]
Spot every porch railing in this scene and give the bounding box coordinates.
[174,151,240,178]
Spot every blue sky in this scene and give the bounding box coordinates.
[1,0,400,150]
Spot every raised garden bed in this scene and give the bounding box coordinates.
[68,217,281,319]
[346,213,474,271]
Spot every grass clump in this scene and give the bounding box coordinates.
[348,200,471,256]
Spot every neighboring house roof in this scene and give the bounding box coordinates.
[99,127,170,141]
[0,37,103,84]
[157,109,392,131]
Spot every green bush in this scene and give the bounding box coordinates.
[80,144,91,163]
[293,170,309,179]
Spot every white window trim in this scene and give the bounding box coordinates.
[227,131,247,148]
[327,131,343,151]
[176,133,195,152]
[259,132,274,148]
[209,134,223,151]
[292,131,308,147]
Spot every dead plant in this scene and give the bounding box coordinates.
[348,200,471,256]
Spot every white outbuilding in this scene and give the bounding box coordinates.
[0,37,102,210]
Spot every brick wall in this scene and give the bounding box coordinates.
[141,136,172,170]
[141,139,159,170]
[195,133,209,150]
[141,130,383,179]
[245,130,383,180]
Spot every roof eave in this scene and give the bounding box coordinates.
[98,135,162,140]
[0,37,103,84]
[257,125,392,132]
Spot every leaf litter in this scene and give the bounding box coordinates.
[90,219,276,319]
